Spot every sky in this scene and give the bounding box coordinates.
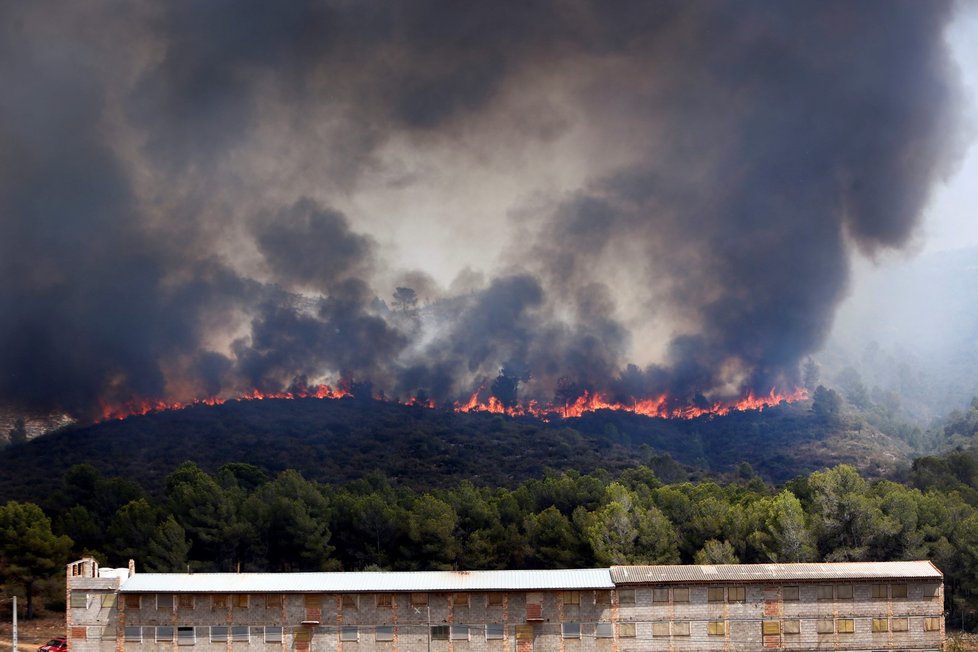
[824,0,978,416]
[0,1,974,422]
[919,0,978,255]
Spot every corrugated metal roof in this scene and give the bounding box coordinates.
[611,561,942,584]
[120,568,614,593]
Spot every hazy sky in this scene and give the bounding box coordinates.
[919,0,978,254]
[0,1,972,420]
[829,0,978,368]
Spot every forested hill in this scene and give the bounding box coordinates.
[0,395,911,502]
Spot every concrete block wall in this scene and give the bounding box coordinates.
[66,559,945,652]
[615,580,944,652]
[71,589,627,652]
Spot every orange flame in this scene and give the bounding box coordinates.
[453,386,808,421]
[96,384,807,424]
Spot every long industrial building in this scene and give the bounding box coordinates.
[65,558,945,651]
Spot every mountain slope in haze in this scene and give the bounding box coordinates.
[0,397,912,502]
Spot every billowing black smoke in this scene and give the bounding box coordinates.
[0,1,967,420]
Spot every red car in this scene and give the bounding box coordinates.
[38,638,67,652]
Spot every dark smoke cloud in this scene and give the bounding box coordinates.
[254,199,375,293]
[0,0,968,420]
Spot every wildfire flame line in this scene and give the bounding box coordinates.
[96,385,807,424]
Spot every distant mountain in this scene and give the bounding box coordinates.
[0,396,913,501]
[826,245,978,422]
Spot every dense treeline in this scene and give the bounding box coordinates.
[7,458,978,628]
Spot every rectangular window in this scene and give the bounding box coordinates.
[672,587,689,603]
[728,586,746,602]
[762,621,780,635]
[264,594,282,609]
[453,593,469,608]
[783,620,800,635]
[485,624,504,640]
[177,626,196,645]
[594,590,611,604]
[562,591,580,605]
[212,595,228,610]
[595,623,613,638]
[125,594,141,609]
[450,625,469,641]
[526,592,543,621]
[264,627,283,643]
[157,626,174,642]
[618,589,635,605]
[816,585,833,601]
[891,583,908,599]
[872,618,889,633]
[487,593,504,606]
[651,622,670,637]
[341,594,358,609]
[376,626,394,642]
[179,594,195,609]
[891,618,909,632]
[231,626,249,642]
[376,593,393,608]
[211,626,229,642]
[707,621,725,636]
[672,621,690,637]
[871,584,887,599]
[561,623,581,639]
[234,595,248,609]
[782,586,799,601]
[652,587,670,602]
[618,623,636,638]
[124,627,142,642]
[708,587,725,602]
[103,594,117,608]
[410,592,428,606]
[431,626,449,641]
[340,626,358,642]
[816,619,834,634]
[923,583,941,599]
[70,593,88,608]
[836,584,853,600]
[157,594,174,610]
[924,617,941,632]
[837,619,854,634]
[515,625,534,640]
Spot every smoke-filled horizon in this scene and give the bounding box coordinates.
[0,1,969,420]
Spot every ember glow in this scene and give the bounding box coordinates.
[453,386,808,420]
[95,386,807,424]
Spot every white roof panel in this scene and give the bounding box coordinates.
[120,568,614,593]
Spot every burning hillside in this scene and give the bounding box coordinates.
[94,382,806,425]
[0,2,967,425]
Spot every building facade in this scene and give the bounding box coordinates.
[66,559,944,652]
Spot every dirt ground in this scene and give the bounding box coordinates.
[950,631,978,651]
[0,612,64,652]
